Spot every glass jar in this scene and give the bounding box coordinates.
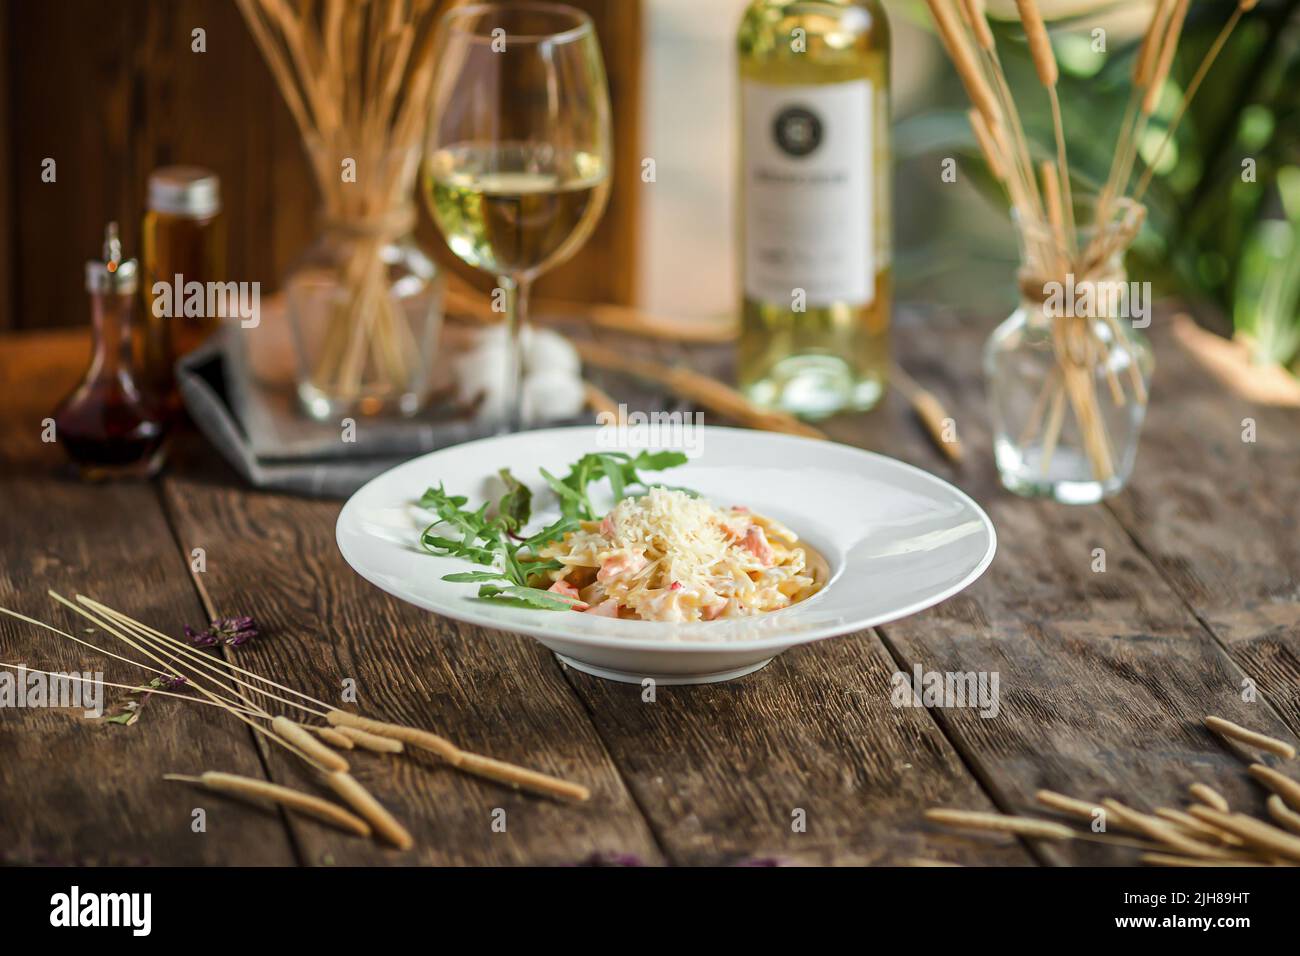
[984,201,1154,504]
[285,204,443,421]
[141,166,225,419]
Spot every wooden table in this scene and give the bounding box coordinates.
[2,306,1299,867]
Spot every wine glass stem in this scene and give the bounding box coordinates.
[500,275,531,433]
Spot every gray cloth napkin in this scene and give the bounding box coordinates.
[177,327,497,498]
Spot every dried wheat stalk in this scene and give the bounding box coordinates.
[2,592,594,853]
[313,725,357,750]
[1247,764,1300,811]
[1267,795,1300,835]
[327,770,414,849]
[927,0,1256,484]
[1189,782,1230,812]
[166,771,371,838]
[235,0,448,407]
[924,808,1076,840]
[336,726,406,754]
[927,714,1300,866]
[326,710,590,803]
[1205,715,1297,760]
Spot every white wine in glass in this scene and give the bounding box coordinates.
[425,3,612,432]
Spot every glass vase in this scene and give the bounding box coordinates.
[285,145,443,420]
[984,201,1154,504]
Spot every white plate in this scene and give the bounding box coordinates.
[336,426,996,684]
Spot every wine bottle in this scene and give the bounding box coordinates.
[737,0,891,417]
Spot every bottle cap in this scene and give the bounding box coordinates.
[147,166,222,218]
[85,222,139,294]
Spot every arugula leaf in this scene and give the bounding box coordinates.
[476,584,578,611]
[442,570,511,583]
[496,468,532,531]
[632,450,689,472]
[519,558,565,582]
[541,450,689,521]
[419,528,498,565]
[523,516,581,551]
[420,485,491,546]
[539,467,589,519]
[417,451,692,609]
[600,454,627,502]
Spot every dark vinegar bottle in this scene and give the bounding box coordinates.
[52,223,169,479]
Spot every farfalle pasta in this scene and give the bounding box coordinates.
[537,487,825,622]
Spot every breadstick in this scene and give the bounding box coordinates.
[1154,807,1243,846]
[327,711,458,759]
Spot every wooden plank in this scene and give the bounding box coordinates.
[1107,314,1300,735]
[549,320,1030,865]
[0,1,13,329]
[562,635,1031,865]
[158,458,665,865]
[0,331,295,865]
[128,0,306,293]
[855,307,1300,864]
[8,0,134,331]
[6,0,643,333]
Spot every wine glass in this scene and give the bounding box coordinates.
[425,2,612,432]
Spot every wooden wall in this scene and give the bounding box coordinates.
[0,0,641,331]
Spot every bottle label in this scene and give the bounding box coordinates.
[742,79,873,308]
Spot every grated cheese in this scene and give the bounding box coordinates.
[537,487,825,623]
[604,487,730,588]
